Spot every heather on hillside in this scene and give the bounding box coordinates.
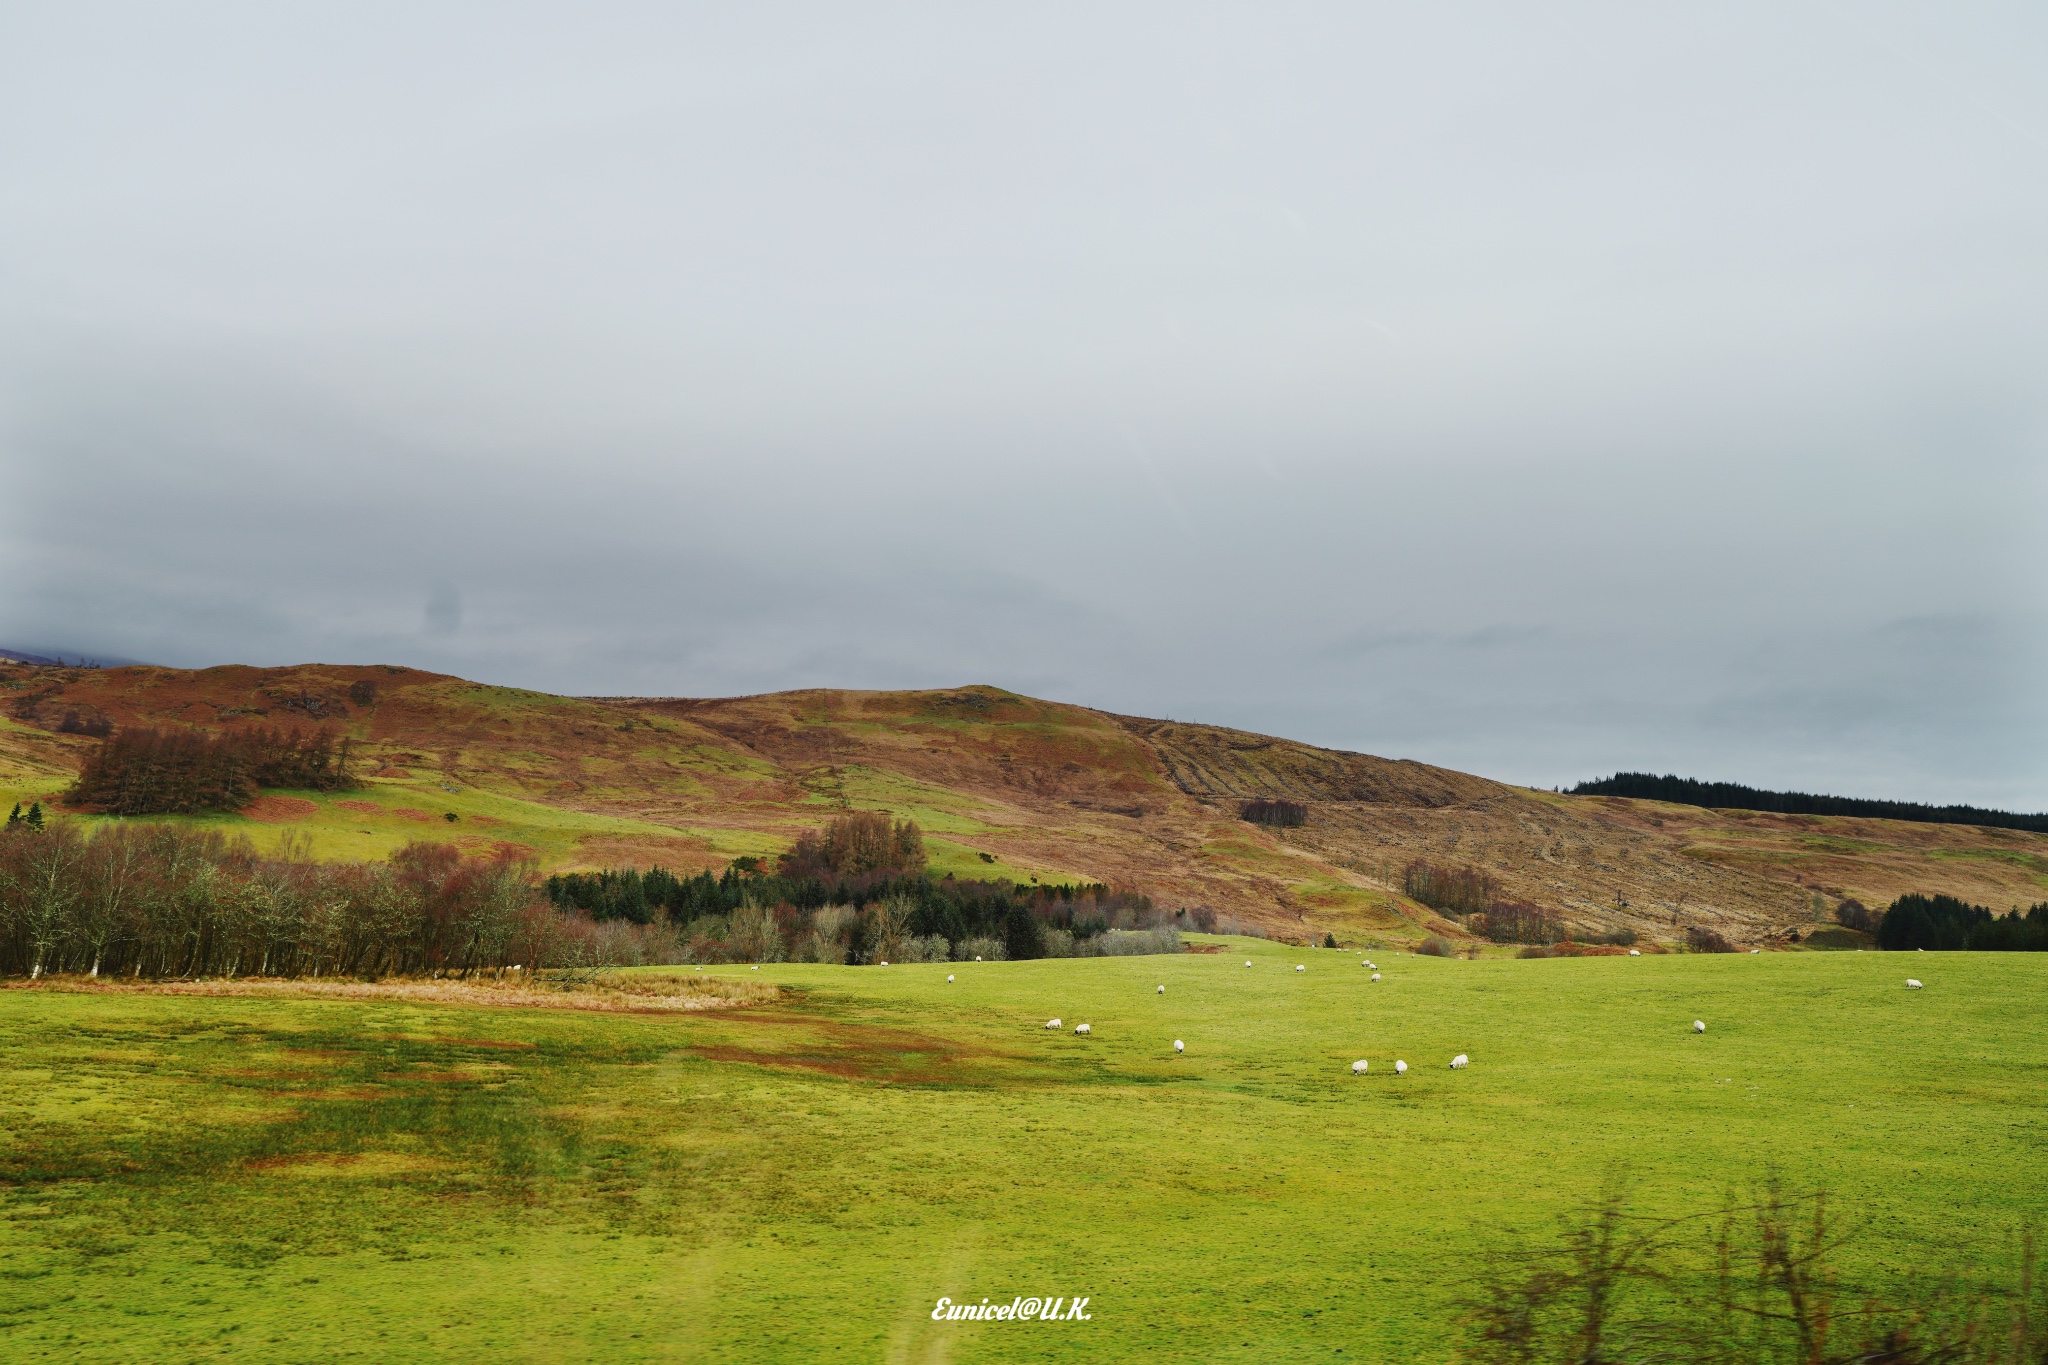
[65,725,356,815]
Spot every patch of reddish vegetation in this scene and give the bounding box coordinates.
[373,767,412,778]
[243,796,319,822]
[334,800,382,814]
[390,807,436,821]
[1183,943,1224,953]
[491,840,539,860]
[466,813,504,827]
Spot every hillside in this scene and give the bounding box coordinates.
[4,660,2043,946]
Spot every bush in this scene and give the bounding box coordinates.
[1518,944,1556,959]
[1322,931,1338,948]
[1834,898,1876,932]
[1079,927,1182,956]
[955,936,1005,962]
[1685,925,1737,953]
[1416,935,1456,957]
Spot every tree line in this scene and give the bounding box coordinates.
[1874,893,2048,952]
[543,810,1187,963]
[66,726,356,815]
[0,822,549,980]
[1570,772,2048,835]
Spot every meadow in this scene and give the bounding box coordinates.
[2,940,2043,1362]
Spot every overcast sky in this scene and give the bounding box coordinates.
[3,3,2044,806]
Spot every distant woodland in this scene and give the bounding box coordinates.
[65,727,356,815]
[1570,772,2048,834]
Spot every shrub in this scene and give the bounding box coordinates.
[955,936,1005,961]
[1518,944,1556,959]
[1685,925,1737,953]
[1416,935,1456,957]
[1239,799,1306,828]
[1322,932,1339,948]
[1079,927,1182,956]
[1834,898,1876,932]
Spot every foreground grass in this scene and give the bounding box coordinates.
[1,941,2043,1362]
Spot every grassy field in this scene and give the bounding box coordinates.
[2,941,2044,1362]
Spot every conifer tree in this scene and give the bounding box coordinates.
[25,801,45,832]
[5,803,20,829]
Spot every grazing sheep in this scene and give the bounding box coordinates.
[1045,1018,1061,1030]
[1629,949,1641,956]
[880,960,890,967]
[1693,1020,1706,1033]
[1296,964,1306,972]
[1245,960,1253,967]
[1351,1060,1369,1075]
[1449,1054,1469,1069]
[947,974,955,983]
[1371,973,1381,982]
[1157,985,1165,994]
[1394,1060,1408,1075]
[751,965,759,971]
[1174,1039,1184,1054]
[1906,978,1923,989]
[1750,949,1761,954]
[1074,1023,1091,1036]
[975,956,983,961]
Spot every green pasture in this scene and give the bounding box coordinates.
[2,942,2043,1362]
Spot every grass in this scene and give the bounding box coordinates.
[2,941,2043,1362]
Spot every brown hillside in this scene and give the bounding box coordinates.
[3,661,2043,948]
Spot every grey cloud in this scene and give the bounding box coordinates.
[1,2,2043,806]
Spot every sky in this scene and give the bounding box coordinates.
[2,3,2044,807]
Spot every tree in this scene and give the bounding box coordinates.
[25,802,43,832]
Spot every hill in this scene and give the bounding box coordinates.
[4,659,2044,946]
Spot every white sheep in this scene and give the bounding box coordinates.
[1174,1039,1184,1054]
[1245,960,1253,967]
[1394,1060,1407,1075]
[880,960,889,967]
[1693,1020,1706,1033]
[1351,1059,1369,1075]
[751,965,759,971]
[1296,964,1305,972]
[1371,973,1381,982]
[1074,1023,1091,1036]
[1906,978,1923,989]
[1157,985,1165,994]
[975,956,983,961]
[1629,949,1641,956]
[1450,1054,1469,1069]
[1045,1018,1061,1030]
[1750,949,1760,954]
[947,974,955,983]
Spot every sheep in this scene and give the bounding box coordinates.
[1629,949,1641,956]
[947,974,955,983]
[1394,1060,1408,1075]
[1157,985,1165,994]
[1693,1020,1706,1033]
[1906,978,1923,989]
[975,956,983,961]
[1370,973,1381,982]
[1074,1023,1091,1036]
[1351,1060,1369,1075]
[880,960,890,967]
[1245,960,1253,967]
[1174,1039,1185,1054]
[1449,1054,1469,1069]
[1045,1018,1061,1030]
[1296,964,1306,972]
[1750,949,1760,954]
[751,965,759,970]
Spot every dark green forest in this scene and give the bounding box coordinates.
[1570,772,2048,834]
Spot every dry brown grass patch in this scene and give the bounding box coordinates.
[7,973,778,1013]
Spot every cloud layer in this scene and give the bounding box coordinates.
[3,3,2043,805]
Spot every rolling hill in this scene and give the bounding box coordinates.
[4,659,2043,946]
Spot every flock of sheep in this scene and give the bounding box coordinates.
[1031,950,1481,1077]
